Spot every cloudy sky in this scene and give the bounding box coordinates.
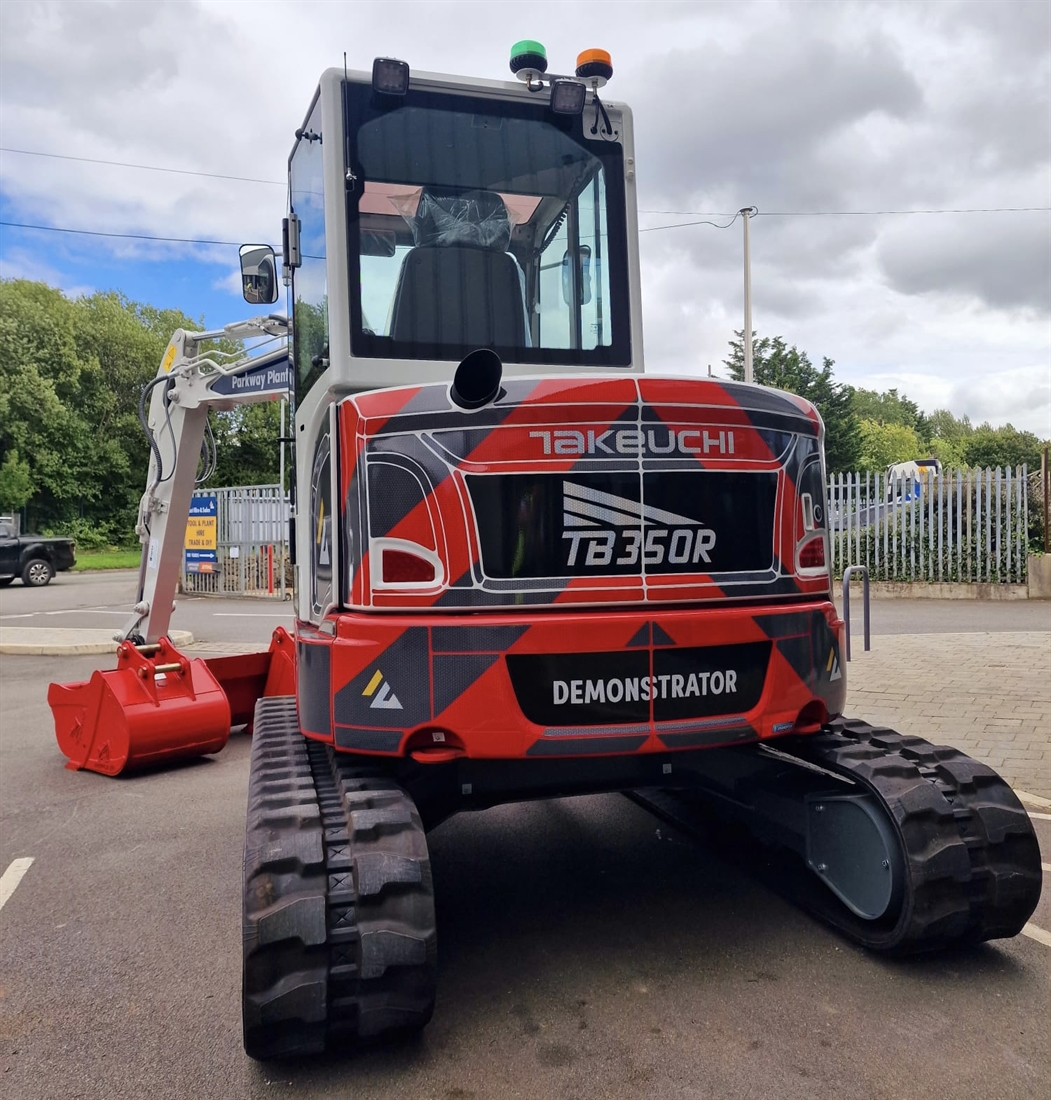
[1,0,1048,436]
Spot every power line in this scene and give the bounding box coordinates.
[0,146,284,186]
[641,206,1051,231]
[641,213,741,233]
[5,199,1049,251]
[5,149,1047,220]
[0,220,241,247]
[758,206,1050,216]
[641,209,738,216]
[4,213,741,246]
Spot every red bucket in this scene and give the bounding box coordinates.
[204,627,296,731]
[49,637,231,776]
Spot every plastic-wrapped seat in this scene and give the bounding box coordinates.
[390,189,526,348]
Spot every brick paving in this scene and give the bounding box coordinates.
[844,630,1051,798]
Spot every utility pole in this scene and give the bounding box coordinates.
[740,207,757,383]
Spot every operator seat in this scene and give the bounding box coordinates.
[390,188,526,348]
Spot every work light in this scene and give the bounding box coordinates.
[372,57,410,96]
[550,79,586,115]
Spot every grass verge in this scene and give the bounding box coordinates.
[72,549,142,571]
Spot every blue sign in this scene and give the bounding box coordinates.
[185,495,218,572]
[208,357,292,397]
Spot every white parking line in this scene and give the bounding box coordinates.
[1016,789,1051,809]
[0,858,34,912]
[1021,923,1051,947]
[1028,812,1051,821]
[1042,864,1051,873]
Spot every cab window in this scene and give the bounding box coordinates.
[344,87,629,367]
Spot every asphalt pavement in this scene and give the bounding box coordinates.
[0,572,1048,1100]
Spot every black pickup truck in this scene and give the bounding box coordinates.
[0,521,76,587]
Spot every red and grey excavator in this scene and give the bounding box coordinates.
[48,45,1041,1061]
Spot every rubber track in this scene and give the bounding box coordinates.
[242,697,436,1060]
[632,718,1042,955]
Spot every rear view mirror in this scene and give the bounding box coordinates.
[561,245,592,306]
[239,244,279,305]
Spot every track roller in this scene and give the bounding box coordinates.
[242,697,436,1060]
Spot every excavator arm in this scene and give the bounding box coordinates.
[120,315,291,644]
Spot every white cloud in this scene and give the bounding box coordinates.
[213,266,246,298]
[876,193,1051,312]
[0,243,94,298]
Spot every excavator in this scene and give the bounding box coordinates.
[48,44,1041,1061]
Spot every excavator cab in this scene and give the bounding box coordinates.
[278,53,645,637]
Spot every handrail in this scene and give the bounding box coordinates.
[841,565,870,661]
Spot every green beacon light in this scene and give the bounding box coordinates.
[510,40,548,84]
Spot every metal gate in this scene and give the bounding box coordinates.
[181,485,291,598]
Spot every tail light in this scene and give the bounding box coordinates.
[797,535,826,571]
[382,549,436,583]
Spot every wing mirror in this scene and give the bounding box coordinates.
[239,244,279,305]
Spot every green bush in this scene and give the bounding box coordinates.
[42,515,135,551]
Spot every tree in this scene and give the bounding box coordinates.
[0,449,33,512]
[0,279,280,541]
[927,408,973,442]
[725,333,861,472]
[0,281,95,521]
[852,387,930,443]
[962,424,1044,470]
[923,408,972,467]
[208,401,285,488]
[857,420,922,471]
[927,434,968,468]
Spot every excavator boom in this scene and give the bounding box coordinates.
[121,317,290,644]
[49,317,296,775]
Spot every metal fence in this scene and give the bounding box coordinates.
[828,466,1030,584]
[181,485,291,598]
